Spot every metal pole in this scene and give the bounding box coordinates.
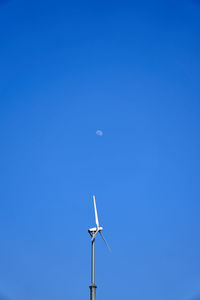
[92,238,95,284]
[89,234,97,300]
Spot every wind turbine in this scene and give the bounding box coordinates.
[88,195,110,300]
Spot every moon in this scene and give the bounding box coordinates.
[96,130,103,136]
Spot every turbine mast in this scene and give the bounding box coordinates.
[89,232,97,300]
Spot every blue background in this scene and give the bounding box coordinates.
[0,1,200,300]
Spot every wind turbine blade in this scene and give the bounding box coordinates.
[93,195,99,228]
[99,231,111,252]
[91,229,99,241]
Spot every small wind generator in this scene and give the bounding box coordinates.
[88,195,110,300]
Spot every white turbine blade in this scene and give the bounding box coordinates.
[99,231,111,252]
[93,195,99,228]
[91,229,99,241]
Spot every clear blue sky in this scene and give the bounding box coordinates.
[0,1,200,300]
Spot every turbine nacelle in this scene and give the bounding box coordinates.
[88,227,103,233]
